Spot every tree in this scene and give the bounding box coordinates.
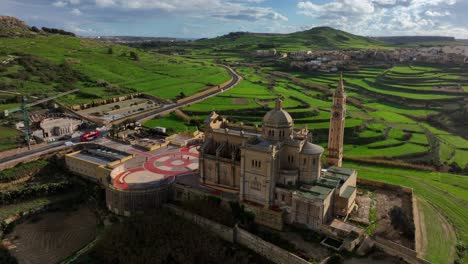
[129,51,139,61]
[107,47,113,54]
[30,26,40,33]
[389,206,414,239]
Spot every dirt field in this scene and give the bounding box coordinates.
[232,98,248,105]
[3,205,98,264]
[374,189,414,249]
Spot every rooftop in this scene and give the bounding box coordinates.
[70,147,131,165]
[297,184,333,200]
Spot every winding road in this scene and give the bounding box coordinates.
[0,65,242,169]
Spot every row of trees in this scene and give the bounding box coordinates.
[0,181,73,205]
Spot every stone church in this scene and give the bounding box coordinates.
[199,76,357,230]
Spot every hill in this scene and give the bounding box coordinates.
[0,18,231,107]
[0,16,36,37]
[189,26,390,52]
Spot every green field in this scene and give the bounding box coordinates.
[0,35,231,105]
[0,126,20,151]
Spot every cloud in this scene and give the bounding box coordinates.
[52,0,80,7]
[424,10,450,17]
[52,1,67,7]
[71,8,81,15]
[297,0,467,37]
[92,0,287,22]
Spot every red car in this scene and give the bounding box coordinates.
[80,130,100,142]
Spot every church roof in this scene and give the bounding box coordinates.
[262,98,294,128]
[301,142,324,155]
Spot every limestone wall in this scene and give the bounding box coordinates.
[164,204,234,242]
[374,236,430,264]
[235,228,309,264]
[357,178,413,194]
[163,204,309,264]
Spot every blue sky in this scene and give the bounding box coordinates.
[1,0,468,38]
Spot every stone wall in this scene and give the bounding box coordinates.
[357,178,413,194]
[374,236,430,264]
[106,184,171,217]
[235,228,309,264]
[176,78,233,105]
[163,204,310,264]
[164,204,234,242]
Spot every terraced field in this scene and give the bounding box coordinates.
[147,64,467,170]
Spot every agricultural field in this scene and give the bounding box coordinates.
[154,63,467,170]
[0,126,20,151]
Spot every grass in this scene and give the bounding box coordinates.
[0,126,21,151]
[0,35,231,105]
[417,198,457,263]
[143,112,197,134]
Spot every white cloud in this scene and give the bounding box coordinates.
[297,0,466,37]
[52,0,81,7]
[425,10,450,17]
[92,0,287,22]
[71,8,82,16]
[52,1,67,7]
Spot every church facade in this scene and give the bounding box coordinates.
[199,77,356,230]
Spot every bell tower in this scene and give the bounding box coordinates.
[327,74,347,167]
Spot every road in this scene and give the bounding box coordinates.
[112,64,242,124]
[0,65,242,168]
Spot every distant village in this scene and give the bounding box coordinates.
[255,46,468,71]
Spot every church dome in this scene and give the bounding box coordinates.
[301,142,324,155]
[262,98,293,128]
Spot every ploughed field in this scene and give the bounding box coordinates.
[3,206,98,264]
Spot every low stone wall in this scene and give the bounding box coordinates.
[163,204,309,264]
[374,236,430,264]
[357,178,413,194]
[164,204,234,242]
[235,228,308,264]
[176,78,232,105]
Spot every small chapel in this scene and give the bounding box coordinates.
[199,76,357,230]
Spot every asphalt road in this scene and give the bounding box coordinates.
[119,65,241,123]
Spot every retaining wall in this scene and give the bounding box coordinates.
[163,204,310,264]
[374,236,430,264]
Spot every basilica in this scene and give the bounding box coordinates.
[199,77,357,230]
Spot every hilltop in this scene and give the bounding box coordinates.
[0,16,36,37]
[190,26,389,52]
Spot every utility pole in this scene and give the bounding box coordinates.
[22,96,31,150]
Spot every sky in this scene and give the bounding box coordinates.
[1,0,468,38]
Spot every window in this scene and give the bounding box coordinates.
[252,159,262,168]
[313,158,316,165]
[281,194,285,201]
[303,158,307,165]
[288,155,294,164]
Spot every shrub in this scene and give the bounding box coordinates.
[389,206,414,239]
